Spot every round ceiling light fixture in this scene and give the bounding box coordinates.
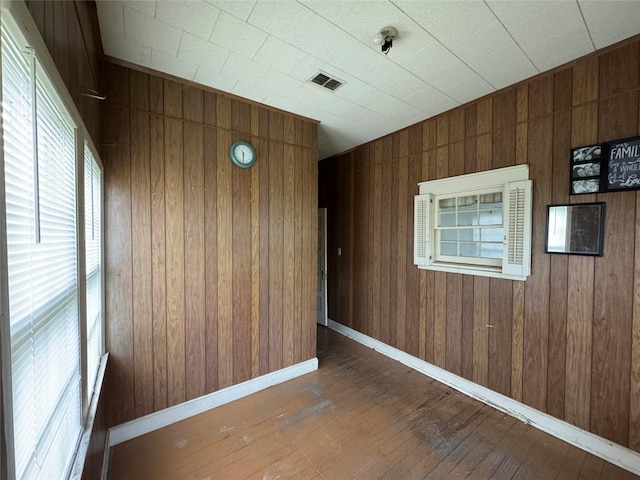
[373,26,397,55]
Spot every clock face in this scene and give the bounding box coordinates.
[230,141,256,168]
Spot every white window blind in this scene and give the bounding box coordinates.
[84,143,102,401]
[2,20,81,480]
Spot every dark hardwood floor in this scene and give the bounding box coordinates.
[108,326,639,479]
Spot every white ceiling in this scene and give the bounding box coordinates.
[95,0,640,160]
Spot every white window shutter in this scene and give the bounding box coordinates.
[414,193,433,267]
[503,180,532,278]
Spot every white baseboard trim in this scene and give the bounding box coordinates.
[107,357,318,447]
[327,319,640,476]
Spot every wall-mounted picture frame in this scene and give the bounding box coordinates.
[545,202,605,256]
[570,144,602,195]
[602,135,640,192]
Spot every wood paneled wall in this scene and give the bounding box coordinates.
[24,2,106,478]
[26,0,102,145]
[319,37,640,452]
[102,63,318,427]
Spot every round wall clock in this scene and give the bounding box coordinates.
[229,140,256,168]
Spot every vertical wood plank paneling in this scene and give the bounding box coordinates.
[423,119,437,152]
[446,274,463,376]
[164,116,185,407]
[433,272,447,369]
[184,122,206,400]
[591,190,635,445]
[365,147,376,338]
[547,108,571,418]
[380,154,392,345]
[631,191,640,451]
[203,91,216,127]
[523,115,553,411]
[284,116,295,145]
[436,115,449,147]
[293,147,303,364]
[565,96,598,430]
[283,145,295,367]
[488,279,512,397]
[573,57,599,106]
[150,76,164,115]
[164,80,183,119]
[511,281,524,403]
[269,142,284,371]
[130,71,149,112]
[547,70,572,416]
[258,138,270,375]
[372,150,382,340]
[270,111,284,142]
[251,139,261,374]
[150,114,167,411]
[52,1,68,81]
[477,98,493,135]
[388,159,398,345]
[217,128,233,388]
[473,278,490,388]
[204,127,218,392]
[130,109,153,417]
[232,143,252,384]
[300,150,313,358]
[405,154,421,357]
[598,42,639,98]
[352,162,368,333]
[590,87,638,445]
[231,100,251,134]
[565,256,594,430]
[104,104,134,426]
[183,86,204,124]
[396,154,408,350]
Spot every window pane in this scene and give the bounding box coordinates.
[457,211,477,226]
[457,195,477,210]
[440,242,457,256]
[438,212,456,227]
[439,198,456,210]
[460,243,479,257]
[481,243,504,259]
[481,228,503,242]
[458,228,478,242]
[441,229,457,241]
[479,193,502,225]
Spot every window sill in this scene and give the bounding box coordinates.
[417,261,527,281]
[68,352,109,480]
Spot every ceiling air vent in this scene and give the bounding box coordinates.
[310,71,344,91]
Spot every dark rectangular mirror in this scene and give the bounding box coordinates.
[545,202,605,256]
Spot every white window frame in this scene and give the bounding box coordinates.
[414,165,533,281]
[0,1,106,479]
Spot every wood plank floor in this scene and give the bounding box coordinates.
[108,326,639,479]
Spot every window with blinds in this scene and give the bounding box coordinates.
[1,12,104,480]
[84,144,102,403]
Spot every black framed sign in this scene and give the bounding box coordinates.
[603,135,640,192]
[545,202,605,256]
[570,144,602,195]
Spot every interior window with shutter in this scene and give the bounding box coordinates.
[413,165,532,281]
